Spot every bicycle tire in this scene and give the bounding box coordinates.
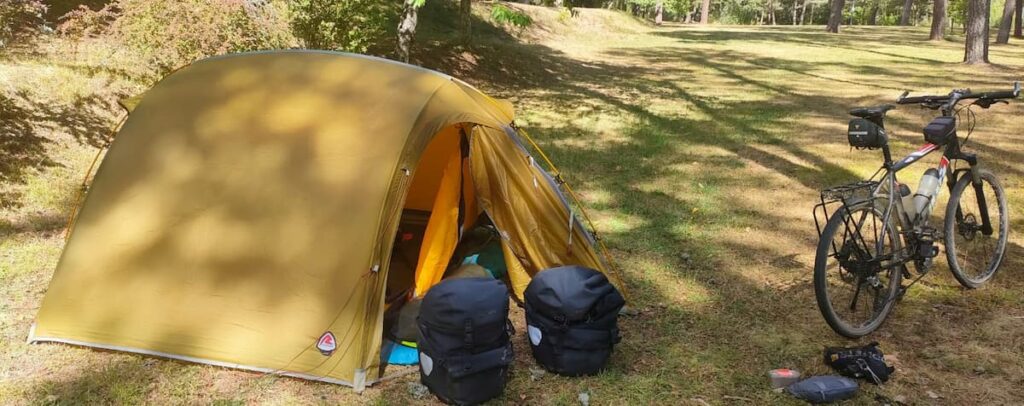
[814,203,904,338]
[944,169,1009,288]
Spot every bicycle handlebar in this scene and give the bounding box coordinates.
[896,82,1021,109]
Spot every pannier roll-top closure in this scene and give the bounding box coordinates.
[523,266,625,376]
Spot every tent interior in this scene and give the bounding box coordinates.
[381,123,507,362]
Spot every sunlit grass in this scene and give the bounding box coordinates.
[3,3,1024,404]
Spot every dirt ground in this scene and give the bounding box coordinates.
[3,5,1024,405]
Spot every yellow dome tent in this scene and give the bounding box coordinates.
[29,51,623,389]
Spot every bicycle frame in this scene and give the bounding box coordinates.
[813,83,1017,337]
[874,143,949,232]
[868,131,993,271]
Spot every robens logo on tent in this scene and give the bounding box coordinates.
[316,331,337,356]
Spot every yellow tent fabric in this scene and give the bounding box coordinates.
[30,51,620,389]
[470,126,613,296]
[412,131,463,298]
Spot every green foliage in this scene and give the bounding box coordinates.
[0,0,47,48]
[289,0,396,53]
[558,6,574,22]
[60,0,296,75]
[491,4,532,28]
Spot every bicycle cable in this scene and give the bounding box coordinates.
[954,103,978,147]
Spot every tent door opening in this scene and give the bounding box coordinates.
[382,124,508,365]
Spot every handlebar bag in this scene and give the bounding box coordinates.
[847,118,888,149]
[524,266,625,376]
[923,116,956,145]
[418,277,512,405]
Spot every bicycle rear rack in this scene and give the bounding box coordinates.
[813,180,880,239]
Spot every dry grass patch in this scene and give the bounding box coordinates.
[3,5,1024,404]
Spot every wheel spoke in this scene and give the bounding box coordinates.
[946,173,1007,286]
[817,203,901,336]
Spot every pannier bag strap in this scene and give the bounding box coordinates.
[856,358,882,384]
[463,319,474,351]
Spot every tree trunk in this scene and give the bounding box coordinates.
[930,0,948,39]
[801,0,810,24]
[996,0,1016,43]
[827,0,846,31]
[869,4,879,24]
[963,0,991,63]
[655,0,664,24]
[700,0,711,23]
[1015,0,1022,37]
[808,1,815,24]
[460,0,472,41]
[793,0,799,24]
[848,0,856,25]
[900,0,913,24]
[396,0,420,63]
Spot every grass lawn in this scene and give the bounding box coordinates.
[3,5,1024,404]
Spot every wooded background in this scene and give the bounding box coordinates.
[2,0,1019,71]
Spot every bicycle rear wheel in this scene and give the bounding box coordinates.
[814,203,904,338]
[944,169,1008,288]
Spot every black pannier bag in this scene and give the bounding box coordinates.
[923,116,956,145]
[418,277,513,405]
[847,118,888,149]
[524,265,625,376]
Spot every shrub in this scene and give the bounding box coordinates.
[491,4,532,28]
[59,0,296,75]
[0,0,48,48]
[288,0,395,53]
[558,6,574,23]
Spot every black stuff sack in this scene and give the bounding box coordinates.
[824,342,895,384]
[418,277,513,405]
[786,376,859,404]
[524,265,625,376]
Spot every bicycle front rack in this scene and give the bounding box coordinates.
[813,180,880,239]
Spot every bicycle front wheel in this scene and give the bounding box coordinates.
[944,169,1009,288]
[814,203,904,338]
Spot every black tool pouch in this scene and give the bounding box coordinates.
[823,342,895,384]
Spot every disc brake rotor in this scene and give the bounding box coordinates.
[959,214,978,241]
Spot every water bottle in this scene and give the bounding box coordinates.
[898,182,917,221]
[913,168,940,220]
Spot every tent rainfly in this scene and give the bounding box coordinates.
[30,51,623,389]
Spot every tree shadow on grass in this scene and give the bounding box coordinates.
[0,89,116,208]
[13,16,1023,403]
[401,19,1024,402]
[0,92,55,208]
[29,357,159,405]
